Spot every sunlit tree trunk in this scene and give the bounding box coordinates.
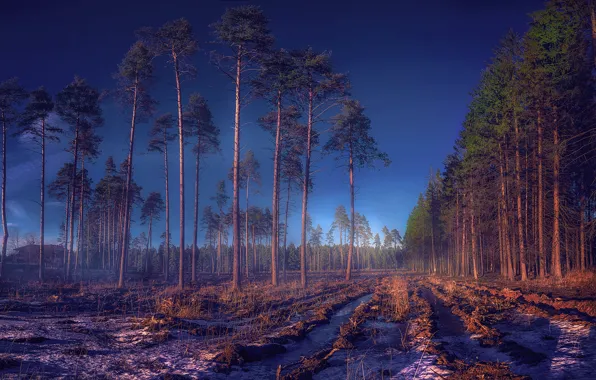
[173,54,185,289]
[231,47,243,290]
[271,91,282,286]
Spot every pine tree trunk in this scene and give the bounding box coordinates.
[500,146,514,280]
[461,202,466,277]
[346,143,355,281]
[79,156,85,281]
[100,209,104,269]
[565,229,570,274]
[64,186,70,276]
[283,179,290,281]
[471,192,478,280]
[118,79,138,289]
[39,118,46,282]
[173,55,185,290]
[67,124,80,282]
[552,123,562,278]
[0,116,8,279]
[271,92,282,287]
[147,215,152,273]
[537,110,545,277]
[339,226,344,269]
[299,89,314,287]
[217,228,221,275]
[245,175,250,278]
[514,108,527,280]
[163,128,170,282]
[192,134,201,284]
[230,48,243,290]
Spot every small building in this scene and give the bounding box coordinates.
[9,244,63,267]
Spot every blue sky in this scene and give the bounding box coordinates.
[0,0,544,246]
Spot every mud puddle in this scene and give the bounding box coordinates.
[225,294,374,379]
[420,287,512,363]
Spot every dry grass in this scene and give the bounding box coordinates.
[388,276,410,321]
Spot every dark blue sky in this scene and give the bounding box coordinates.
[1,0,544,245]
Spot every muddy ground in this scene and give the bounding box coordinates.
[0,272,595,379]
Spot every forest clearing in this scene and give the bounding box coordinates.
[2,0,596,378]
[1,272,595,379]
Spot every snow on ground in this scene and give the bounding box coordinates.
[494,312,596,379]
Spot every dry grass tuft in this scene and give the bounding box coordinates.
[389,277,410,321]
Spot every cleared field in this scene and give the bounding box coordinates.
[0,273,595,379]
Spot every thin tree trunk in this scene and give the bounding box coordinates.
[0,116,8,279]
[514,106,527,280]
[461,200,466,277]
[346,142,355,281]
[118,79,138,289]
[283,179,290,281]
[271,92,282,287]
[339,226,344,269]
[64,186,70,275]
[147,215,152,274]
[231,48,242,291]
[300,89,314,288]
[163,128,170,282]
[79,155,85,281]
[471,191,478,280]
[552,122,562,278]
[537,110,545,277]
[67,125,80,282]
[217,229,221,275]
[565,229,570,274]
[192,134,201,284]
[500,145,514,280]
[245,174,250,278]
[39,118,46,282]
[173,55,185,290]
